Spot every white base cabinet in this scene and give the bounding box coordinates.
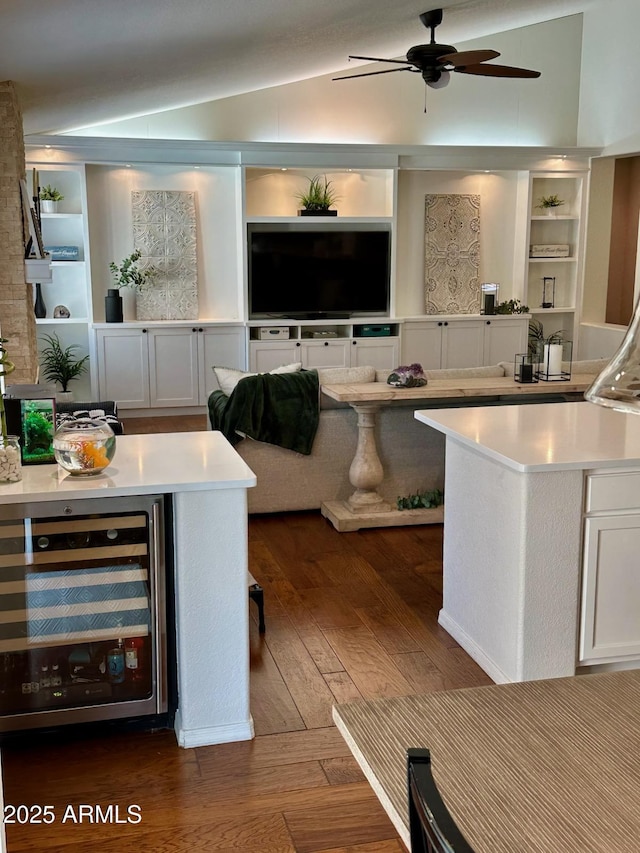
[402,316,528,370]
[96,324,246,409]
[580,471,640,665]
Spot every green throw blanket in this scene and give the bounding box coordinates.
[208,369,320,455]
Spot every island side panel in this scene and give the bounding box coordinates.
[172,488,253,747]
[440,439,583,682]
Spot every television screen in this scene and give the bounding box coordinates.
[248,225,391,319]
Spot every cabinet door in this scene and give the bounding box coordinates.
[441,319,484,368]
[580,515,640,662]
[351,337,399,370]
[483,318,528,366]
[301,340,350,369]
[96,328,149,408]
[199,325,247,404]
[250,341,301,372]
[148,328,199,407]
[401,321,443,369]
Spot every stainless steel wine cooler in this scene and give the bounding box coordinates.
[0,494,168,731]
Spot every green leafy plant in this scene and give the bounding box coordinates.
[39,184,64,202]
[295,175,340,212]
[109,249,156,291]
[536,194,564,209]
[39,333,89,392]
[396,488,444,511]
[0,338,15,440]
[495,298,529,315]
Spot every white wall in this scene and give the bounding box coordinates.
[86,164,243,321]
[71,16,583,148]
[578,0,640,155]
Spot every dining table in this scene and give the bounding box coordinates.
[332,669,640,852]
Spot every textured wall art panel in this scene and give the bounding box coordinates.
[132,190,198,320]
[424,194,481,314]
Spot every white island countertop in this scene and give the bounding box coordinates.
[415,401,640,473]
[0,431,256,504]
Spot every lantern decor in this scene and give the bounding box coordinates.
[514,353,538,384]
[541,276,556,309]
[480,282,500,315]
[536,337,573,382]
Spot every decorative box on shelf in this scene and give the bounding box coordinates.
[24,257,52,283]
[44,245,79,261]
[529,244,570,258]
[258,327,289,340]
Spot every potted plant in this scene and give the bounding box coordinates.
[107,250,156,322]
[296,175,339,216]
[494,298,529,315]
[39,333,89,401]
[39,184,65,213]
[536,194,565,216]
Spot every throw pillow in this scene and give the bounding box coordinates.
[213,362,302,396]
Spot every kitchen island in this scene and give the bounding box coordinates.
[0,431,256,748]
[415,401,640,683]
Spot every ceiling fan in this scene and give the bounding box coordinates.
[333,8,541,92]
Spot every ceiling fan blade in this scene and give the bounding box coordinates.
[347,55,411,65]
[333,66,413,81]
[454,63,541,78]
[438,49,500,66]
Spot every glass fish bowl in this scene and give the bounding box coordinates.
[53,418,116,476]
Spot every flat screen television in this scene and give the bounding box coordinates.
[248,223,391,319]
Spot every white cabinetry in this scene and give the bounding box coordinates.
[402,316,527,369]
[580,472,640,665]
[517,172,587,346]
[96,324,245,410]
[248,321,400,372]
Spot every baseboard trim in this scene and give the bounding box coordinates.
[438,609,511,684]
[174,710,255,748]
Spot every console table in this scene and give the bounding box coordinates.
[333,669,640,852]
[320,375,593,531]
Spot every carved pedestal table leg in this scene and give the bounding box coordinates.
[346,403,391,513]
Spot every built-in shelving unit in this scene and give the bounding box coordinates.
[26,163,93,399]
[520,172,588,344]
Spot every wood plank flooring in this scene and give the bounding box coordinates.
[1,415,491,853]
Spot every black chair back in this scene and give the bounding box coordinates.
[407,748,475,853]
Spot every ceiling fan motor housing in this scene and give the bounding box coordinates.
[406,43,455,82]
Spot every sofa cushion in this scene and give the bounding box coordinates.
[213,362,302,396]
[55,400,123,435]
[424,365,506,379]
[318,365,377,410]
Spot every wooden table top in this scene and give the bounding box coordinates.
[333,669,640,852]
[321,373,594,403]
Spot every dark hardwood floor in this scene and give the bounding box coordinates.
[1,415,491,853]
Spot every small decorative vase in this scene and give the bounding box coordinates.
[53,418,116,477]
[34,282,47,319]
[0,436,22,483]
[105,289,124,323]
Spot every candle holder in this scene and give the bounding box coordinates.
[514,353,538,384]
[536,339,573,381]
[541,276,556,309]
[480,282,500,315]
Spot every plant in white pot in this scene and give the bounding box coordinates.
[39,184,64,213]
[107,250,157,321]
[536,194,565,216]
[39,333,89,402]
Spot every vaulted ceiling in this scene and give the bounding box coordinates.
[1,0,596,135]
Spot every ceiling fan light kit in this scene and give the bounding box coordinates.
[333,7,541,99]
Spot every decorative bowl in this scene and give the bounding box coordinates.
[53,418,116,476]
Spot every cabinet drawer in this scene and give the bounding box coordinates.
[585,472,640,513]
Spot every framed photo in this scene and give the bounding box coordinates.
[4,398,57,464]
